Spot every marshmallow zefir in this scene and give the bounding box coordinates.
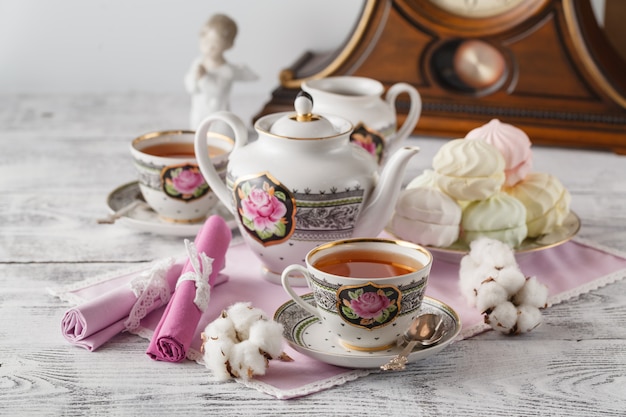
[390,186,462,247]
[461,192,528,248]
[504,172,572,238]
[433,138,505,201]
[465,119,533,187]
[406,169,439,190]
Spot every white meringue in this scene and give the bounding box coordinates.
[433,139,505,201]
[406,169,439,189]
[504,172,571,238]
[466,119,533,186]
[462,192,528,248]
[390,187,462,247]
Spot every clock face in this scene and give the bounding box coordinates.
[428,0,526,18]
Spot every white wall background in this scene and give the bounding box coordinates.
[0,0,363,96]
[0,0,606,97]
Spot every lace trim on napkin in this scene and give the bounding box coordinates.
[186,347,371,400]
[47,257,182,305]
[48,236,626,400]
[124,257,175,331]
[176,239,213,312]
[236,369,372,400]
[545,237,626,306]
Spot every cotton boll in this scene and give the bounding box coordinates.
[227,302,268,340]
[485,301,518,333]
[201,302,290,380]
[202,337,235,381]
[513,276,549,308]
[203,315,237,342]
[492,266,526,296]
[467,237,517,269]
[459,253,509,306]
[475,279,509,313]
[248,319,285,359]
[459,255,482,305]
[229,340,269,379]
[515,305,543,333]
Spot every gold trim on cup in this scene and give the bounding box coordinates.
[158,214,208,224]
[338,339,397,352]
[308,237,433,272]
[132,130,235,151]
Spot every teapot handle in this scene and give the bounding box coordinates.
[385,83,422,146]
[194,111,248,216]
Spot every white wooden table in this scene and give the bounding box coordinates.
[1,94,625,416]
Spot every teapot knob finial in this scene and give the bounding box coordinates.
[295,91,314,122]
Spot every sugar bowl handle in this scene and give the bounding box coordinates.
[385,82,422,146]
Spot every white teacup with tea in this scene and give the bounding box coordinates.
[281,238,432,351]
[130,130,233,222]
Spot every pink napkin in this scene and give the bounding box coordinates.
[61,259,185,351]
[194,238,626,398]
[146,215,232,362]
[53,237,626,398]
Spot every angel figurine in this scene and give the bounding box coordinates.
[185,14,258,131]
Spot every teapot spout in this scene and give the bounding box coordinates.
[353,146,420,237]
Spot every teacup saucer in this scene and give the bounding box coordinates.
[105,181,236,237]
[274,294,461,369]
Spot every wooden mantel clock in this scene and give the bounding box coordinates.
[256,0,626,154]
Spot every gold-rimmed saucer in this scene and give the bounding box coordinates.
[274,294,461,369]
[104,181,236,237]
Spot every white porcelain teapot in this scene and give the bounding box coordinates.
[194,92,419,284]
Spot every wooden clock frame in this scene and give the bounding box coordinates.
[255,0,626,154]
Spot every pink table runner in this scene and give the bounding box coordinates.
[52,237,626,399]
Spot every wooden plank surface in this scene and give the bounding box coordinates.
[1,94,625,416]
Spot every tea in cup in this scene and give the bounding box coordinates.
[281,238,432,351]
[130,130,233,222]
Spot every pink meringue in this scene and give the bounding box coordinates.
[465,119,533,186]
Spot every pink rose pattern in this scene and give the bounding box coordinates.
[162,164,209,201]
[350,124,384,164]
[338,283,401,329]
[235,174,295,245]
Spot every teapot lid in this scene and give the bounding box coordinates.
[268,91,338,138]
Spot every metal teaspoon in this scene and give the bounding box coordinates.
[380,313,445,371]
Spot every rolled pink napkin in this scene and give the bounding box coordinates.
[61,262,230,352]
[146,215,231,362]
[61,259,182,351]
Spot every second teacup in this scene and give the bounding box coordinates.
[130,130,233,222]
[281,238,432,352]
